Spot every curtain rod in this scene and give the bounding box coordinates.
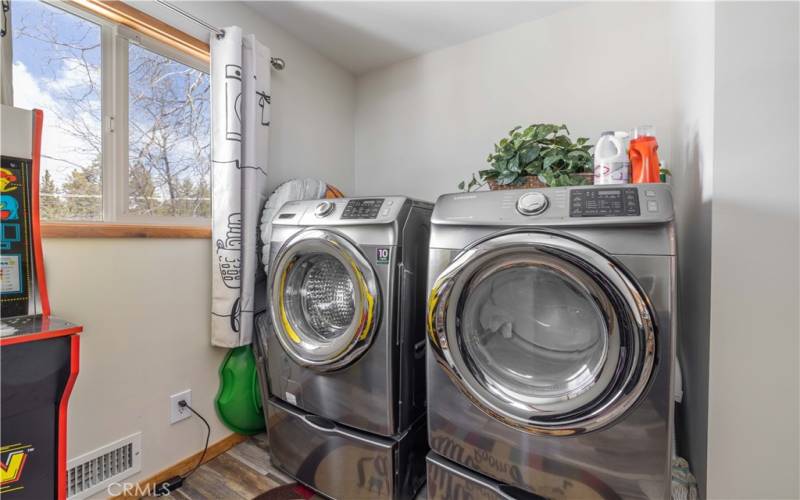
[154,0,285,71]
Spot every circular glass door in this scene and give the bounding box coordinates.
[269,228,380,370]
[428,231,656,435]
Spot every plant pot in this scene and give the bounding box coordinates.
[487,172,594,191]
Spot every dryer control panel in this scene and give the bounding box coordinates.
[431,184,673,226]
[569,187,640,217]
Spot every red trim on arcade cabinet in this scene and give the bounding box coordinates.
[30,109,51,316]
[0,325,82,347]
[57,335,80,500]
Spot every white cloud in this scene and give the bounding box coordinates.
[46,57,100,94]
[13,61,58,111]
[12,61,99,187]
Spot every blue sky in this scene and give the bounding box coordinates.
[12,0,102,80]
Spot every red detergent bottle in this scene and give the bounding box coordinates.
[629,125,661,183]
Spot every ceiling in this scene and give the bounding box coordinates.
[245,2,578,75]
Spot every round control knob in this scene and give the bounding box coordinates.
[314,201,335,218]
[517,192,549,216]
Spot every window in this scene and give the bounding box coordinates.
[12,0,103,221]
[10,0,210,225]
[126,42,210,218]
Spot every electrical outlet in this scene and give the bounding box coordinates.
[170,390,192,424]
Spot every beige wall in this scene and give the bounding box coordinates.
[668,3,715,497]
[354,2,674,201]
[53,2,355,495]
[707,2,799,498]
[48,238,227,487]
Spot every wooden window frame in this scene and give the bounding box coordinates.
[35,0,213,238]
[42,222,210,239]
[69,0,210,63]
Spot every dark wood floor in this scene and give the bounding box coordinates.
[151,433,292,499]
[147,433,426,500]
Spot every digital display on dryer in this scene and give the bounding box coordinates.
[570,188,640,217]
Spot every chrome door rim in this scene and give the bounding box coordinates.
[269,228,381,371]
[427,230,656,436]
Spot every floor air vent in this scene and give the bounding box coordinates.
[67,432,142,499]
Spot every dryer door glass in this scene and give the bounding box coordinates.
[270,229,381,370]
[460,264,608,402]
[428,231,656,435]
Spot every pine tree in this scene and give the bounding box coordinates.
[129,162,158,216]
[61,158,102,220]
[40,169,64,220]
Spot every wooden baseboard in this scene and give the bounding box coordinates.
[111,433,248,499]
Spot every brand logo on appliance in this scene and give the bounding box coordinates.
[0,444,34,495]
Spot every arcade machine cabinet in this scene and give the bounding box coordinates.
[1,105,82,499]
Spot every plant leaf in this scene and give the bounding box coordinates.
[567,150,589,159]
[524,162,542,175]
[519,145,540,164]
[507,154,520,173]
[543,154,562,170]
[496,171,518,185]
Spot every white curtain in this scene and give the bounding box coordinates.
[210,27,271,347]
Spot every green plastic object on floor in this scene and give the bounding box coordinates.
[215,346,266,435]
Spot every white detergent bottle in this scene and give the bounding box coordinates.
[594,131,630,184]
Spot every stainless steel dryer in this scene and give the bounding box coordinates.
[255,196,431,500]
[425,185,676,500]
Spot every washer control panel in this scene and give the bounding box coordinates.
[570,187,640,217]
[341,198,385,219]
[276,197,417,226]
[517,192,549,215]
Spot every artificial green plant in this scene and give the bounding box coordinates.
[460,124,593,191]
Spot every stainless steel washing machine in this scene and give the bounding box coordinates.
[254,196,432,500]
[425,185,676,500]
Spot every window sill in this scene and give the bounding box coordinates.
[41,222,211,239]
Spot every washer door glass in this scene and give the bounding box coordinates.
[284,254,356,342]
[460,264,608,402]
[270,229,380,370]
